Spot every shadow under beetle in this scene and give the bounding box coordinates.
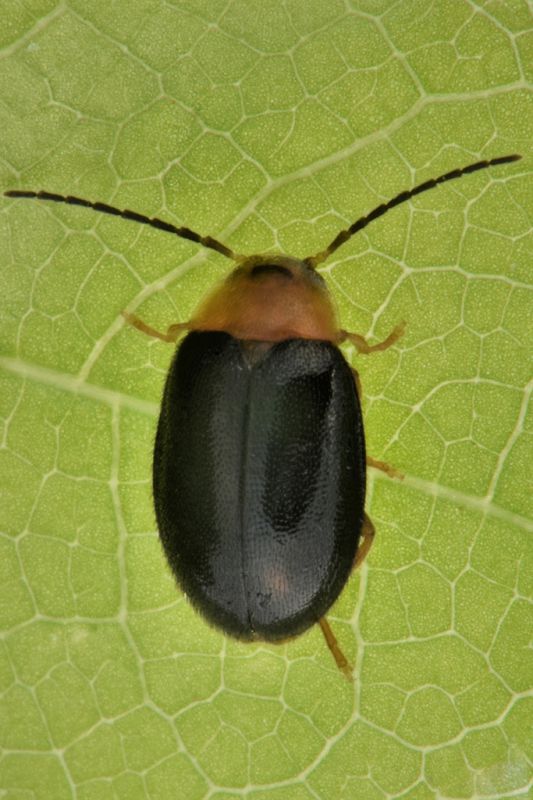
[5,153,520,679]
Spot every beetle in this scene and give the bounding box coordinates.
[5,153,520,679]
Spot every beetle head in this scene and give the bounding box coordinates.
[190,254,338,342]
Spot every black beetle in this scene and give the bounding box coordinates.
[5,153,520,679]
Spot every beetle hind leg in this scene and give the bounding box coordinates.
[317,514,377,680]
[122,311,190,343]
[318,617,352,681]
[354,513,375,570]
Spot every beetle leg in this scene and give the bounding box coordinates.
[351,369,402,479]
[122,312,190,343]
[318,617,352,681]
[366,456,403,480]
[339,321,405,354]
[316,514,376,681]
[353,513,375,570]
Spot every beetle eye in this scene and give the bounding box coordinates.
[250,263,293,279]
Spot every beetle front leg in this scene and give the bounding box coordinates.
[122,311,190,343]
[339,321,405,354]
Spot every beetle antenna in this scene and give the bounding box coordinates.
[304,153,522,268]
[3,189,241,262]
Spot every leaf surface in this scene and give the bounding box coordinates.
[1,3,531,799]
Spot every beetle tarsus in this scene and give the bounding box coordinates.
[122,311,189,342]
[318,617,353,681]
[340,321,405,353]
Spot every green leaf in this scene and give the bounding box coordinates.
[1,3,531,799]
